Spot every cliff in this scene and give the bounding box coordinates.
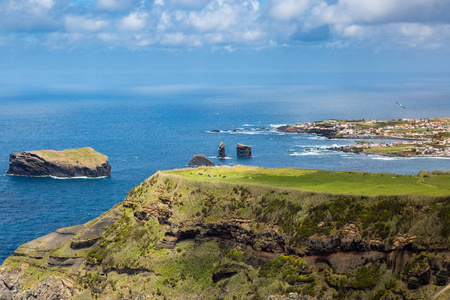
[237,143,252,157]
[7,147,111,178]
[0,166,449,299]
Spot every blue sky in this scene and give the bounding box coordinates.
[1,0,450,87]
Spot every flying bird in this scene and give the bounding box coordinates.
[396,101,406,109]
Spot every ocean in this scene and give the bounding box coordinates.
[1,71,449,263]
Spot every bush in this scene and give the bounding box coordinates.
[353,265,381,289]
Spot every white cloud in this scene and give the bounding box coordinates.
[97,0,136,11]
[336,24,365,38]
[317,0,450,25]
[156,12,171,31]
[331,22,450,48]
[30,0,54,10]
[160,32,187,45]
[98,32,120,43]
[205,33,224,43]
[269,0,315,21]
[242,30,264,42]
[188,4,237,32]
[224,45,235,52]
[0,0,449,50]
[119,12,147,31]
[65,15,110,32]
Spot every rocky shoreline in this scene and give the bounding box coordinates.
[277,125,420,141]
[327,146,450,158]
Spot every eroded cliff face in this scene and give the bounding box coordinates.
[7,147,111,178]
[1,169,449,299]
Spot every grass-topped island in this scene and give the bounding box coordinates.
[0,166,449,299]
[7,147,111,178]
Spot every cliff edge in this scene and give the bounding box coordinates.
[6,147,111,178]
[0,166,449,299]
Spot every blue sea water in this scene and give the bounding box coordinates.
[1,72,450,263]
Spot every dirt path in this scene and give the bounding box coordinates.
[432,283,450,299]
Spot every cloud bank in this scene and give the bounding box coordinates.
[0,0,449,50]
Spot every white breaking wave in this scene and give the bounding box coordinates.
[294,144,322,148]
[50,175,109,179]
[242,131,261,135]
[269,124,287,128]
[293,144,342,150]
[289,151,322,156]
[307,136,327,140]
[208,127,276,135]
[7,174,108,179]
[370,156,400,161]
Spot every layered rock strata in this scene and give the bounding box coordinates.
[237,143,252,157]
[188,154,214,166]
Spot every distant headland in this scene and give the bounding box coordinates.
[278,118,450,157]
[7,147,111,178]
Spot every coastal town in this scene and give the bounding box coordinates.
[278,118,450,157]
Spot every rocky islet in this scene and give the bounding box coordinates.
[188,154,215,167]
[237,143,252,157]
[7,147,111,178]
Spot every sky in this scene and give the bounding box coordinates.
[1,0,450,87]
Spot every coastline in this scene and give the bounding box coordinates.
[277,127,423,141]
[327,147,450,159]
[277,118,450,158]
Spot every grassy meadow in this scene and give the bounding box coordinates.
[169,165,450,196]
[33,147,108,167]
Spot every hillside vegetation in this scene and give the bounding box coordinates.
[0,166,449,299]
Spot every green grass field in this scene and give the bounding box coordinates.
[170,165,450,196]
[33,147,108,168]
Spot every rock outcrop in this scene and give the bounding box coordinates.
[217,142,227,158]
[188,154,214,167]
[6,147,111,178]
[236,143,252,157]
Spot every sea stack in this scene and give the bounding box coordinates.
[7,147,111,178]
[237,143,252,157]
[217,142,227,158]
[188,154,214,167]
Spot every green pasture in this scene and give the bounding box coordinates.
[170,165,450,196]
[34,147,108,167]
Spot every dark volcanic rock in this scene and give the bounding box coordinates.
[218,142,227,158]
[407,265,431,289]
[7,147,111,178]
[237,143,252,157]
[307,224,367,253]
[188,154,214,167]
